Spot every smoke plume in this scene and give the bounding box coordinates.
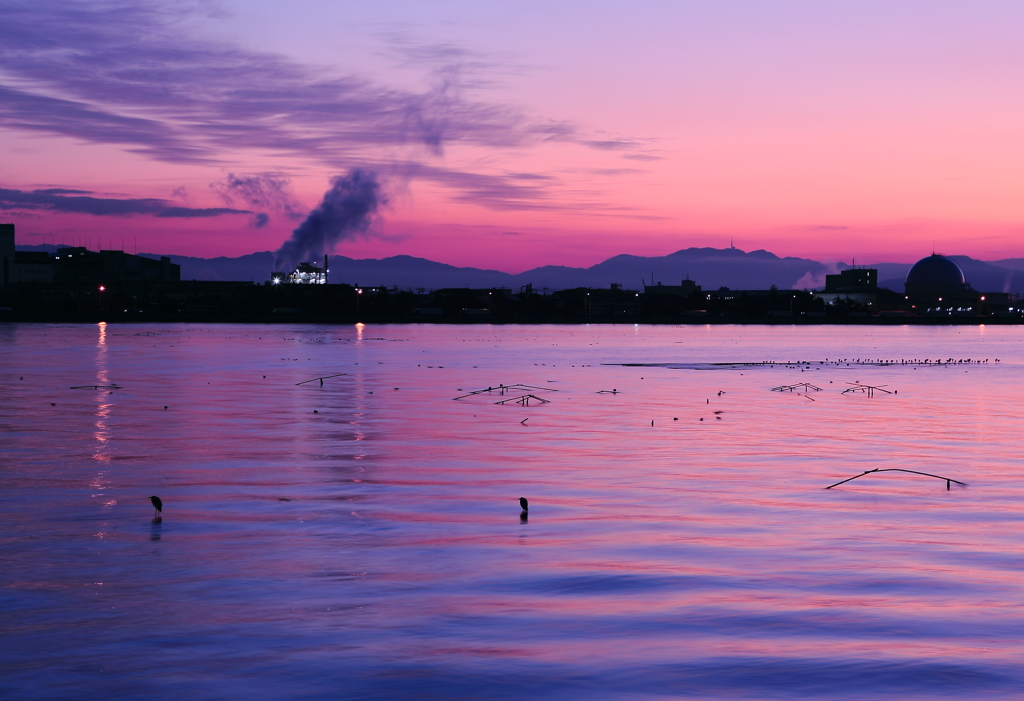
[792,262,841,291]
[212,172,302,220]
[273,170,385,272]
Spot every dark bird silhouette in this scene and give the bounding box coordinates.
[519,497,529,512]
[149,495,163,517]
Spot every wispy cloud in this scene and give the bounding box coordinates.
[583,168,647,176]
[405,165,560,211]
[0,0,649,212]
[0,187,249,218]
[211,172,304,227]
[580,139,637,151]
[0,1,573,161]
[33,188,93,195]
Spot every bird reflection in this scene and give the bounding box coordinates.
[150,518,162,541]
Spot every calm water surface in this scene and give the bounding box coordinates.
[3,323,1024,699]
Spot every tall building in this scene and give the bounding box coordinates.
[0,223,14,287]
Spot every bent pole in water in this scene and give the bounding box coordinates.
[295,373,347,386]
[825,468,967,490]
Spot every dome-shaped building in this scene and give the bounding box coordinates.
[904,254,969,299]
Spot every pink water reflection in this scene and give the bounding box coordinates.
[2,323,1024,699]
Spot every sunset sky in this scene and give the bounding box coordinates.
[3,0,1024,271]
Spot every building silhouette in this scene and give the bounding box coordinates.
[52,247,179,282]
[13,251,54,284]
[815,266,879,309]
[902,254,1012,315]
[904,254,969,300]
[0,224,13,287]
[271,255,329,284]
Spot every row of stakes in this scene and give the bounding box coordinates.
[773,381,894,399]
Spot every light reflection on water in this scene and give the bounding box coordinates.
[3,323,1024,699]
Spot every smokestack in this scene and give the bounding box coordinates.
[273,169,384,273]
[324,254,329,283]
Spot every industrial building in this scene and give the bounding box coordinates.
[50,247,179,283]
[815,267,880,308]
[271,255,329,285]
[0,225,179,286]
[903,253,1010,315]
[904,254,970,301]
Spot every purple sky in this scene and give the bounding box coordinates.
[3,0,1024,270]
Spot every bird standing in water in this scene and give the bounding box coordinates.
[149,495,163,518]
[519,497,529,512]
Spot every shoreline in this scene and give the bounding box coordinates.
[3,312,1022,325]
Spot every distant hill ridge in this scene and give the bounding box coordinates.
[15,244,1024,294]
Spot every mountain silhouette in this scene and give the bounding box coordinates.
[16,244,1024,294]
[154,247,834,291]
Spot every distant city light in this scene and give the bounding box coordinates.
[98,286,105,291]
